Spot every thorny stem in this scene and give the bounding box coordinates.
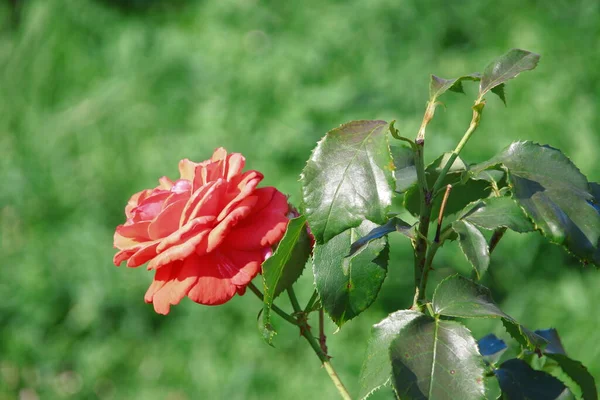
[287,288,352,400]
[319,308,329,357]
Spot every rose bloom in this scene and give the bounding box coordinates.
[113,148,289,314]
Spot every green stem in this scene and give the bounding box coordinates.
[304,289,319,313]
[247,282,298,326]
[430,102,485,197]
[287,288,352,400]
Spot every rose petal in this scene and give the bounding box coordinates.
[132,191,170,222]
[148,218,215,270]
[225,153,245,181]
[151,255,201,314]
[205,196,258,253]
[216,171,263,222]
[225,188,289,250]
[158,176,174,190]
[125,189,152,218]
[126,241,161,267]
[170,179,191,194]
[144,261,183,313]
[114,230,142,250]
[179,159,199,181]
[116,221,151,242]
[148,198,188,240]
[180,179,227,226]
[211,147,228,162]
[156,215,216,253]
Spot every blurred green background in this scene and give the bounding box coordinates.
[1,0,599,398]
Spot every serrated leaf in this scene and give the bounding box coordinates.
[546,354,598,400]
[478,334,508,364]
[391,144,417,193]
[404,153,491,218]
[389,315,485,400]
[535,329,598,400]
[453,220,490,279]
[495,358,567,400]
[429,73,481,101]
[313,220,388,327]
[302,120,394,243]
[459,197,535,233]
[261,216,311,345]
[348,217,414,257]
[474,141,600,266]
[358,310,422,400]
[479,49,540,100]
[432,275,548,351]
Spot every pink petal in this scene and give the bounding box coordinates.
[148,198,188,240]
[158,176,174,190]
[116,221,151,242]
[180,179,227,226]
[225,188,289,250]
[225,153,245,180]
[216,171,263,222]
[179,159,199,181]
[205,195,258,254]
[151,255,201,314]
[126,241,160,267]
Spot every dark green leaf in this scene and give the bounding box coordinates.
[358,310,422,399]
[301,120,394,243]
[390,315,485,400]
[459,197,535,233]
[404,153,491,218]
[479,49,540,100]
[349,217,414,257]
[491,84,507,105]
[261,216,311,344]
[453,220,490,279]
[391,145,417,193]
[478,334,507,364]
[545,354,598,400]
[429,73,481,101]
[535,329,598,400]
[432,275,548,351]
[474,141,600,266]
[313,220,388,327]
[495,359,567,400]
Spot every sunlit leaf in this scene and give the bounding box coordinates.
[313,221,388,327]
[452,220,490,279]
[474,141,600,266]
[391,145,417,193]
[429,73,480,101]
[459,197,534,233]
[432,275,548,351]
[261,216,311,345]
[390,315,485,400]
[302,120,394,243]
[358,310,422,399]
[479,49,540,101]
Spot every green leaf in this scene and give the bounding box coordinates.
[491,84,507,105]
[429,73,481,101]
[546,354,598,400]
[479,49,540,101]
[452,220,490,279]
[391,145,417,193]
[495,359,567,400]
[358,310,422,400]
[474,141,600,266]
[389,315,485,400]
[536,329,598,400]
[404,153,491,218]
[432,275,548,351]
[459,197,535,233]
[349,217,414,257]
[313,220,388,327]
[301,120,394,243]
[261,216,312,345]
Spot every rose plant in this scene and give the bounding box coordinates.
[114,50,599,399]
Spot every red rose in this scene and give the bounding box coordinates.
[113,148,289,314]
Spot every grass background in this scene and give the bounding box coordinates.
[1,0,599,398]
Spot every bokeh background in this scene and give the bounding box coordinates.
[1,0,599,398]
